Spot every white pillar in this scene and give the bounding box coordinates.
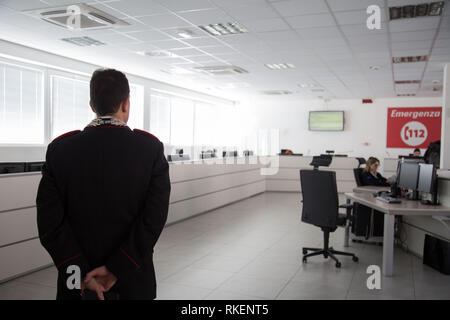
[441,64,450,169]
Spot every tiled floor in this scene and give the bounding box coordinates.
[1,192,449,300]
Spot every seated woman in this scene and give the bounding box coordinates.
[361,157,390,187]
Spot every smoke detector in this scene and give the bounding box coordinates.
[24,3,129,30]
[194,65,248,75]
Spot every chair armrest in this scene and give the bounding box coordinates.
[339,203,353,220]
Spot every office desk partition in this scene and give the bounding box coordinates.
[344,192,450,276]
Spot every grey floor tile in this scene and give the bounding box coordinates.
[217,274,288,299]
[276,279,349,300]
[204,289,263,300]
[163,267,235,290]
[156,283,212,300]
[0,281,56,300]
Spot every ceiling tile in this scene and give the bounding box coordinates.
[155,0,215,12]
[390,29,437,42]
[105,0,170,17]
[180,36,223,47]
[271,0,329,17]
[125,29,171,42]
[241,18,290,33]
[327,0,385,12]
[151,38,191,50]
[334,9,387,26]
[178,8,233,25]
[137,13,193,29]
[295,26,343,39]
[285,13,336,29]
[224,3,279,21]
[389,16,440,33]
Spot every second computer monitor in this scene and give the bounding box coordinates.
[417,163,436,193]
[398,161,420,190]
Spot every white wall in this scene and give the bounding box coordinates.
[239,96,443,173]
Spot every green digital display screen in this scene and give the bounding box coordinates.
[309,111,344,131]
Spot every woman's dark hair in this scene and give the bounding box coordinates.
[90,68,130,116]
[414,148,420,153]
[363,157,380,172]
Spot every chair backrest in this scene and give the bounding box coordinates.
[353,168,364,186]
[300,169,339,229]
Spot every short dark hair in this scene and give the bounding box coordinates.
[90,68,130,116]
[414,148,420,153]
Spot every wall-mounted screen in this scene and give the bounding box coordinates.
[309,111,344,131]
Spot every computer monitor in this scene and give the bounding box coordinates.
[167,154,190,162]
[417,163,438,205]
[223,151,238,157]
[25,161,45,172]
[0,162,26,174]
[417,163,436,193]
[397,161,420,190]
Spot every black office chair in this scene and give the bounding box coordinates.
[353,168,364,187]
[300,169,358,268]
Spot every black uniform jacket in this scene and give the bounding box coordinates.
[361,171,389,187]
[36,124,171,299]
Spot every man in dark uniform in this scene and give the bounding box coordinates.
[36,69,171,300]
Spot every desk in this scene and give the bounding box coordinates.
[353,186,390,194]
[344,192,450,276]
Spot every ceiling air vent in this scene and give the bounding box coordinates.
[24,3,129,30]
[389,1,444,20]
[392,55,428,63]
[61,36,105,46]
[194,65,248,76]
[395,80,421,84]
[262,90,293,95]
[397,93,416,97]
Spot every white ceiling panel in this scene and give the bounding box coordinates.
[155,0,216,12]
[295,26,343,39]
[137,13,193,29]
[224,3,279,21]
[340,22,388,37]
[391,40,433,52]
[391,48,430,57]
[105,0,170,17]
[178,8,233,25]
[151,39,191,50]
[271,0,329,17]
[241,18,290,33]
[327,0,385,12]
[170,47,206,57]
[285,13,336,29]
[390,29,438,42]
[125,29,172,42]
[180,36,223,47]
[334,9,388,26]
[389,17,441,33]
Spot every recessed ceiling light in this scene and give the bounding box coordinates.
[262,90,293,95]
[369,65,381,71]
[265,63,295,70]
[199,22,247,36]
[392,55,428,63]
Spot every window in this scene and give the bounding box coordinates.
[149,94,170,143]
[127,85,144,130]
[0,62,44,144]
[51,76,144,138]
[194,102,216,146]
[51,75,93,139]
[170,97,194,146]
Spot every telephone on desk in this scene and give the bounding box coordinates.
[374,191,402,204]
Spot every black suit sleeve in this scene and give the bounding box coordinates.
[36,144,91,279]
[105,141,170,279]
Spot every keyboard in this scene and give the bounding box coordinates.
[376,195,401,203]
